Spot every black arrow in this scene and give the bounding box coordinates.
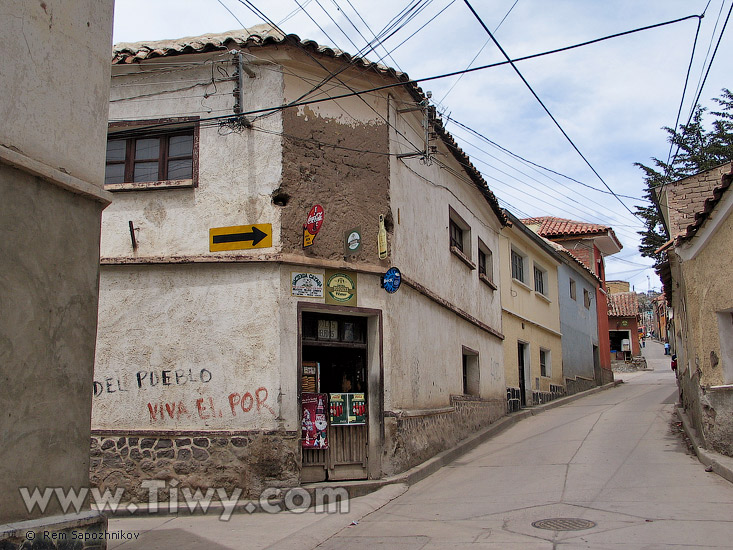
[212,226,268,246]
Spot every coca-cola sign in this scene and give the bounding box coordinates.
[306,204,324,235]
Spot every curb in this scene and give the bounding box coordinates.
[676,407,733,484]
[103,380,623,517]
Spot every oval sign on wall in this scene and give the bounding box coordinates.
[306,205,324,236]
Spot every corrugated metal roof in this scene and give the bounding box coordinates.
[607,291,639,317]
[112,25,507,226]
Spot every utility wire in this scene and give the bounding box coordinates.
[437,0,519,109]
[663,14,704,169]
[107,13,703,144]
[668,0,732,171]
[461,0,640,220]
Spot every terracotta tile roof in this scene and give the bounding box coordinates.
[607,291,639,317]
[676,166,732,243]
[522,216,616,239]
[112,25,508,226]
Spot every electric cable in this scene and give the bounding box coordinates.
[461,0,641,220]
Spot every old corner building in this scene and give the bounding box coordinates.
[90,25,509,500]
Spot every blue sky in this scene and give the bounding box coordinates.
[113,0,733,292]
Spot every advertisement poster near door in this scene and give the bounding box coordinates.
[302,393,329,449]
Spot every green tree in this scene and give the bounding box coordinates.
[635,89,733,265]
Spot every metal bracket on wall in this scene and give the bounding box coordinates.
[129,220,138,250]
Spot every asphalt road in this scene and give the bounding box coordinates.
[315,341,733,549]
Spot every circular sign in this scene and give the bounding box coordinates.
[306,204,324,235]
[346,230,361,252]
[382,267,401,294]
[327,273,356,303]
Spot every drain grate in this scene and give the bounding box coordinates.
[532,518,597,531]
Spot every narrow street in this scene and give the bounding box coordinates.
[314,341,733,549]
[108,341,733,549]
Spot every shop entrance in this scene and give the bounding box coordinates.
[300,311,369,482]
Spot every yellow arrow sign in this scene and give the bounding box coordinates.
[209,224,272,251]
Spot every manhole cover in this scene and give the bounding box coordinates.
[532,518,597,531]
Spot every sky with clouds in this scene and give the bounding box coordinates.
[112,0,733,292]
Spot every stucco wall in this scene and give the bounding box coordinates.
[557,263,599,382]
[388,99,504,335]
[94,263,283,432]
[0,0,112,528]
[0,169,104,523]
[499,228,561,335]
[102,56,283,258]
[676,213,733,455]
[0,1,112,187]
[502,314,563,392]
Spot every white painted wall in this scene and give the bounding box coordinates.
[387,94,506,408]
[94,263,283,430]
[102,54,283,258]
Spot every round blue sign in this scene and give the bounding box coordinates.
[382,267,401,294]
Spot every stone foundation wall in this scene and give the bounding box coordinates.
[90,431,299,502]
[383,396,505,475]
[565,376,597,396]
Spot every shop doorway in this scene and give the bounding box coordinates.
[299,309,376,482]
[609,330,631,360]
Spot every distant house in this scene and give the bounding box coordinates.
[656,162,733,457]
[500,211,564,410]
[541,236,603,394]
[607,292,640,360]
[523,217,622,385]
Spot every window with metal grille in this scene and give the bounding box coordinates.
[511,249,524,282]
[534,265,546,295]
[449,219,464,252]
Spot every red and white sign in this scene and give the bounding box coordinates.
[305,204,324,235]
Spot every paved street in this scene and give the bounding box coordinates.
[108,341,733,549]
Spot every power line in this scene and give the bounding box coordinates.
[461,0,641,220]
[437,0,519,109]
[107,12,705,149]
[445,116,646,202]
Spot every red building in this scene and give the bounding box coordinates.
[607,292,641,359]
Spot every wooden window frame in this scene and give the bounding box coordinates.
[511,248,525,283]
[534,264,546,296]
[449,207,475,269]
[105,117,200,191]
[540,348,550,377]
[570,278,577,301]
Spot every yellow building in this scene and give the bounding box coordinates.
[500,211,564,409]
